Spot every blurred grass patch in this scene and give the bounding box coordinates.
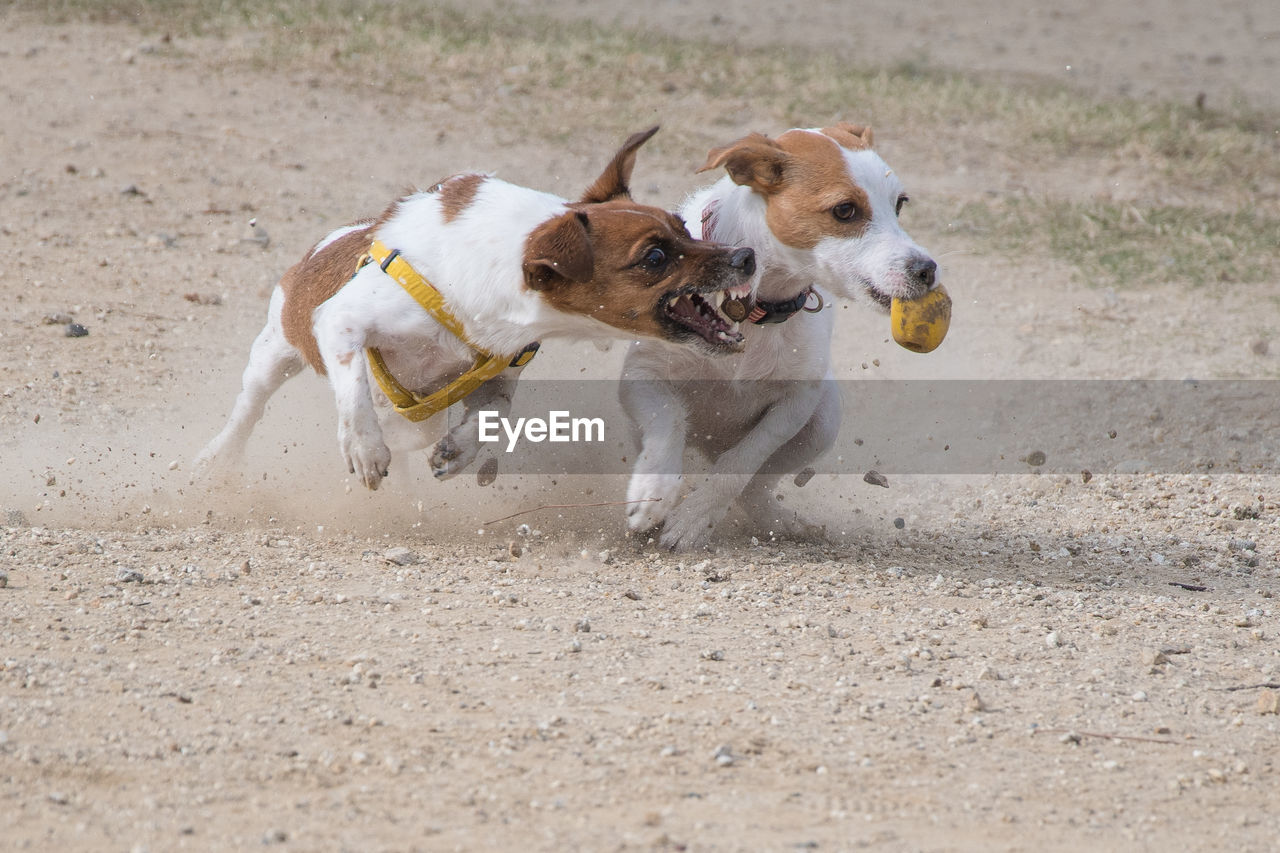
[14,0,1280,291]
[944,197,1280,288]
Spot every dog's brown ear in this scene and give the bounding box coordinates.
[698,133,789,194]
[523,211,594,290]
[822,122,874,150]
[579,126,659,204]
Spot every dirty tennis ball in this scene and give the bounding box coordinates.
[891,285,951,353]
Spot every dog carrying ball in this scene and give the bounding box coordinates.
[890,285,951,353]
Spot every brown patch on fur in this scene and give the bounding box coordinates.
[702,128,872,249]
[535,200,751,342]
[820,122,874,150]
[435,173,486,223]
[523,211,594,289]
[280,223,373,375]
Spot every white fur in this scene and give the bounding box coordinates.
[622,129,939,550]
[198,180,627,490]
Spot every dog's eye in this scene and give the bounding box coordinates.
[639,247,667,269]
[831,202,858,222]
[896,194,909,216]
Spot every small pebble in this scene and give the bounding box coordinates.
[116,568,144,583]
[793,467,815,488]
[383,547,418,566]
[1024,450,1047,467]
[1080,469,1093,483]
[1141,648,1169,666]
[863,470,889,488]
[65,323,89,338]
[1045,631,1061,648]
[0,571,8,589]
[893,517,905,529]
[1258,690,1280,716]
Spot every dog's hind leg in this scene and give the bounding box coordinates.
[193,287,306,474]
[737,379,841,540]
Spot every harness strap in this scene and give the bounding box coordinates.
[361,240,539,423]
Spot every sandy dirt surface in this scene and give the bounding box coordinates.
[2,4,1279,851]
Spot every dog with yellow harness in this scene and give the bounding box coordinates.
[194,127,757,490]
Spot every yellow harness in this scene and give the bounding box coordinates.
[360,240,539,422]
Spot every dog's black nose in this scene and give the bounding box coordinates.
[729,247,756,277]
[909,256,937,289]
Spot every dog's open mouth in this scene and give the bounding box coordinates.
[663,283,754,348]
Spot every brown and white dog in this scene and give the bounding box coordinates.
[195,128,756,490]
[621,123,940,550]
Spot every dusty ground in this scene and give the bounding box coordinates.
[2,3,1279,851]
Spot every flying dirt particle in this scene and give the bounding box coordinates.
[1024,450,1047,467]
[1108,429,1117,439]
[183,292,223,306]
[64,323,89,338]
[793,467,816,488]
[863,470,889,488]
[1081,469,1092,483]
[893,517,905,529]
[42,312,73,325]
[476,458,498,487]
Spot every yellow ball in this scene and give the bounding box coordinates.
[891,285,951,353]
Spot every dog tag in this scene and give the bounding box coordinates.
[722,298,748,322]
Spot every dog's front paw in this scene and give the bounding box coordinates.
[657,486,731,552]
[428,428,480,480]
[626,472,681,534]
[342,438,392,490]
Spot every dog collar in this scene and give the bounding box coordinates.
[746,288,824,324]
[700,200,823,325]
[361,240,539,423]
